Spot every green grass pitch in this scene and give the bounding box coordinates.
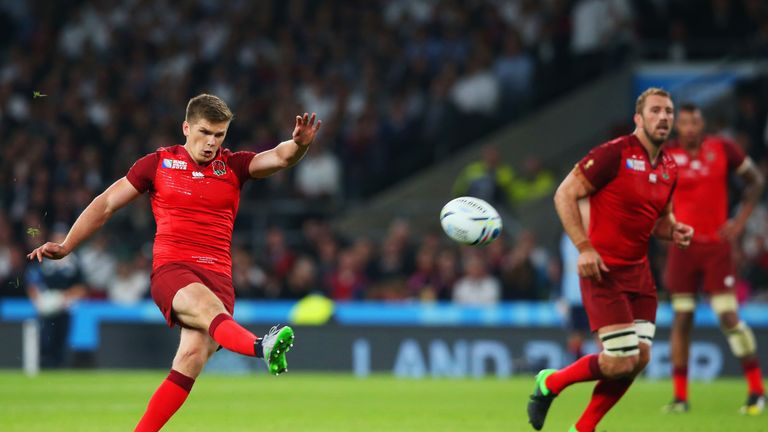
[0,371,764,431]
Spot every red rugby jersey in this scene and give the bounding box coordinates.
[577,134,678,266]
[126,145,256,277]
[666,137,745,243]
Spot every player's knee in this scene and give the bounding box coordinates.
[711,293,738,318]
[601,356,638,378]
[599,327,641,378]
[174,346,210,372]
[718,311,739,329]
[634,344,651,374]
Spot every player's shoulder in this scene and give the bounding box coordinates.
[702,135,737,150]
[154,144,185,155]
[598,134,634,149]
[588,134,633,156]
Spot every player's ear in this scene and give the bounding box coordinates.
[633,112,642,127]
[182,121,190,137]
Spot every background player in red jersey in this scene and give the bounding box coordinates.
[27,94,322,431]
[527,88,694,432]
[663,103,765,415]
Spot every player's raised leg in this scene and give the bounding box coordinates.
[663,294,695,413]
[571,320,654,431]
[172,282,294,375]
[135,327,218,432]
[712,293,765,415]
[528,322,648,431]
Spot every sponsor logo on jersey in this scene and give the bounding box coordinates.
[212,160,227,176]
[162,159,188,170]
[648,173,657,183]
[625,158,646,171]
[192,171,204,178]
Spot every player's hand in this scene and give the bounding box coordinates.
[27,242,70,262]
[577,249,610,282]
[672,222,694,249]
[718,219,744,242]
[292,112,322,147]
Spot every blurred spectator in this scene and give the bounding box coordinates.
[406,247,438,301]
[107,255,150,305]
[374,237,410,282]
[559,232,590,360]
[262,226,297,282]
[453,251,501,306]
[282,255,319,300]
[294,140,342,200]
[326,249,368,300]
[351,236,377,280]
[453,145,516,208]
[500,230,551,300]
[79,234,117,298]
[24,226,87,368]
[0,245,26,298]
[450,49,500,117]
[232,246,267,298]
[433,248,460,301]
[494,29,535,114]
[511,156,556,204]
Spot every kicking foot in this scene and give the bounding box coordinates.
[262,325,294,376]
[527,369,557,430]
[740,393,765,416]
[661,399,689,414]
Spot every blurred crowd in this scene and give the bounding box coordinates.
[0,215,557,306]
[3,0,768,306]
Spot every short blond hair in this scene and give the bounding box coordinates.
[635,87,671,114]
[185,94,234,123]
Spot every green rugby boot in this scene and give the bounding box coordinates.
[261,325,294,376]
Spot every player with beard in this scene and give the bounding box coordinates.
[662,103,765,415]
[527,88,694,432]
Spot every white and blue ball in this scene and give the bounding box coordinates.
[440,197,503,246]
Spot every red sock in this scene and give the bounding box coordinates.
[574,378,633,432]
[673,366,688,401]
[742,358,766,395]
[135,370,195,432]
[208,313,258,356]
[545,354,604,395]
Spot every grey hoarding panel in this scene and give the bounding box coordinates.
[96,324,767,378]
[1,323,766,378]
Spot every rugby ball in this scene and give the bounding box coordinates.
[440,197,502,246]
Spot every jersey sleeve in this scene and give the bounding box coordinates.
[228,151,257,185]
[722,139,746,171]
[126,152,159,193]
[576,141,623,191]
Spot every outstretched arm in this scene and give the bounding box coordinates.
[248,112,322,178]
[27,177,141,261]
[554,168,609,281]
